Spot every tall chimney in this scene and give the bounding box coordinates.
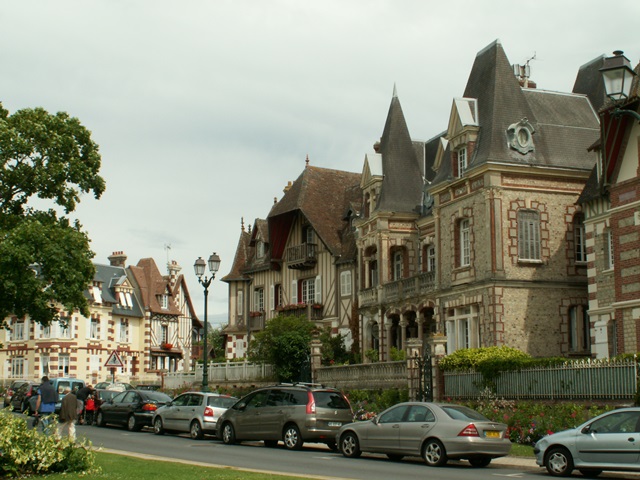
[108,251,127,267]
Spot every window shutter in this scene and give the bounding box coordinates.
[115,321,121,343]
[315,276,322,303]
[86,318,91,340]
[269,285,275,311]
[291,280,298,304]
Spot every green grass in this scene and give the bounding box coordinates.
[510,443,534,457]
[35,452,310,480]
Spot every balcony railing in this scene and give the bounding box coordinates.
[286,243,317,269]
[359,271,436,307]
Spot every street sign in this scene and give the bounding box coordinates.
[104,350,124,368]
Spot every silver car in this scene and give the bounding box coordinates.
[337,402,511,467]
[534,407,640,477]
[152,391,237,440]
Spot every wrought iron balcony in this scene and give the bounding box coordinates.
[359,271,436,307]
[286,243,317,269]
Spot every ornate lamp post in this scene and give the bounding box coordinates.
[600,50,640,121]
[194,252,221,392]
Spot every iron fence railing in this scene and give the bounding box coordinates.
[443,359,639,400]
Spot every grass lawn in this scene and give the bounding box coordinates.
[37,452,310,480]
[510,443,534,457]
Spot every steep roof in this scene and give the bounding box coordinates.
[375,90,424,213]
[268,165,361,259]
[573,55,607,112]
[221,225,253,282]
[89,263,144,317]
[128,258,181,316]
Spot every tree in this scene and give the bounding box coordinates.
[0,102,105,328]
[248,314,314,382]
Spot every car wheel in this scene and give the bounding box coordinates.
[422,439,447,467]
[264,440,278,448]
[221,422,236,445]
[190,420,204,440]
[387,454,404,461]
[578,469,602,478]
[283,424,303,450]
[96,412,105,427]
[340,432,361,458]
[468,456,492,467]
[545,447,574,477]
[153,417,164,435]
[127,414,141,432]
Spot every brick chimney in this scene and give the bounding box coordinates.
[108,251,127,267]
[168,260,182,288]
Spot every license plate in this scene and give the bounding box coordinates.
[485,430,500,438]
[328,422,342,427]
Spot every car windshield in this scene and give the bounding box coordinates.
[208,396,237,408]
[313,391,350,409]
[441,405,490,421]
[143,391,172,403]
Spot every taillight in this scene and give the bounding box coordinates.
[142,403,158,412]
[306,391,316,414]
[458,424,480,437]
[204,406,214,417]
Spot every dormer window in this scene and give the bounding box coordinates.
[160,294,169,309]
[456,147,467,178]
[256,240,266,259]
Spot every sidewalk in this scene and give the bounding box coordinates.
[493,455,538,469]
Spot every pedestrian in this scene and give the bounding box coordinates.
[84,393,96,425]
[75,383,93,424]
[35,376,59,434]
[58,387,79,440]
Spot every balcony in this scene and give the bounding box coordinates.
[359,271,436,307]
[286,243,317,269]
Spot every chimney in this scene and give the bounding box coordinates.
[512,63,537,89]
[168,260,182,289]
[108,251,127,267]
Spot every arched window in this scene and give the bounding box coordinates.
[393,250,403,280]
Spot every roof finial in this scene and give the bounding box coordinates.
[392,83,398,98]
[241,217,245,232]
[305,154,310,167]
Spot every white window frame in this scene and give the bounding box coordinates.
[460,219,470,267]
[518,210,541,261]
[393,251,403,281]
[119,319,129,343]
[58,353,70,376]
[90,318,100,339]
[340,271,352,296]
[457,147,467,177]
[41,353,50,377]
[445,305,479,354]
[160,294,169,309]
[60,317,72,338]
[301,278,315,304]
[254,288,264,311]
[574,217,586,263]
[13,320,25,341]
[606,229,614,270]
[427,244,436,273]
[11,357,24,377]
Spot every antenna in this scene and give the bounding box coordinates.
[164,244,171,265]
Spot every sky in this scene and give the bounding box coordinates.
[1,1,639,326]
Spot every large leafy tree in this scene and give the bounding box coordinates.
[0,102,105,328]
[248,315,314,382]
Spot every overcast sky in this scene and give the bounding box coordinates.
[1,1,638,326]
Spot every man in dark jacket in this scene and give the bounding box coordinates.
[58,387,78,440]
[75,384,92,424]
[35,376,58,434]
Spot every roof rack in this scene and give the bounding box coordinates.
[275,382,325,388]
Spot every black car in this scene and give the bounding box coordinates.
[10,382,40,414]
[3,379,29,408]
[96,389,172,431]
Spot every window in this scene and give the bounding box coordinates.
[254,288,264,311]
[58,354,70,376]
[574,214,586,263]
[426,245,436,273]
[11,357,24,377]
[605,229,614,269]
[41,324,51,339]
[237,291,244,315]
[446,305,479,354]
[301,278,315,304]
[160,294,169,309]
[119,319,129,343]
[569,305,590,353]
[457,147,467,177]
[13,320,25,341]
[518,210,541,260]
[256,240,266,259]
[160,324,168,344]
[459,219,470,267]
[41,353,50,376]
[60,316,72,338]
[340,271,352,296]
[303,226,314,244]
[369,260,378,288]
[90,318,100,339]
[90,355,100,373]
[393,251,403,280]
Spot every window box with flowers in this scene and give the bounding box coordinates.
[311,303,323,310]
[161,342,173,350]
[249,311,263,317]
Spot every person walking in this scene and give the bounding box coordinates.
[58,387,79,440]
[84,393,96,425]
[35,376,59,434]
[75,383,92,424]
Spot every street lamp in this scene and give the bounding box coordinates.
[600,50,640,122]
[194,252,221,392]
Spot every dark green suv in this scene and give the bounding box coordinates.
[217,383,352,450]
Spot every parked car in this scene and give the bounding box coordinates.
[534,407,640,477]
[10,382,40,414]
[3,379,29,408]
[94,382,133,391]
[336,402,511,467]
[152,392,238,439]
[216,383,352,450]
[135,384,161,391]
[93,388,119,410]
[51,377,86,413]
[96,389,172,431]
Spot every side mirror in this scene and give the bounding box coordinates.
[581,425,591,434]
[236,402,247,411]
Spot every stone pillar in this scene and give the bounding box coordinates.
[427,335,448,401]
[384,319,393,362]
[417,313,425,342]
[310,333,322,383]
[400,318,408,352]
[406,338,423,401]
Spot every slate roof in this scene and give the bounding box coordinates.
[128,258,182,316]
[88,263,144,317]
[221,226,252,283]
[572,55,607,112]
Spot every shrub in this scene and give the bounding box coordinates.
[0,408,99,477]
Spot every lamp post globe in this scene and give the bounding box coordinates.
[194,253,220,392]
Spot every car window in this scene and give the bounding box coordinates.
[188,395,203,407]
[590,411,640,434]
[379,405,408,424]
[172,394,189,407]
[144,391,172,403]
[441,405,490,422]
[267,389,288,406]
[112,392,127,403]
[56,381,70,394]
[122,391,139,403]
[208,396,237,408]
[245,390,269,410]
[72,381,84,392]
[407,405,435,422]
[313,391,350,409]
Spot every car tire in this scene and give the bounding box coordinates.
[325,440,338,451]
[153,417,164,435]
[221,422,236,445]
[190,420,204,440]
[96,411,105,427]
[283,424,303,450]
[340,432,361,458]
[545,447,574,477]
[422,439,447,467]
[127,414,141,432]
[468,456,492,467]
[578,469,602,478]
[264,440,278,448]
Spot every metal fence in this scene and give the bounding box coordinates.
[443,359,639,400]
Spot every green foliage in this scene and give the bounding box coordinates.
[0,408,99,477]
[345,388,409,420]
[0,103,105,328]
[248,314,314,382]
[364,349,379,362]
[389,346,406,361]
[319,327,351,366]
[194,326,227,363]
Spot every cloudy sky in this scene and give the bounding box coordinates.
[1,1,638,325]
